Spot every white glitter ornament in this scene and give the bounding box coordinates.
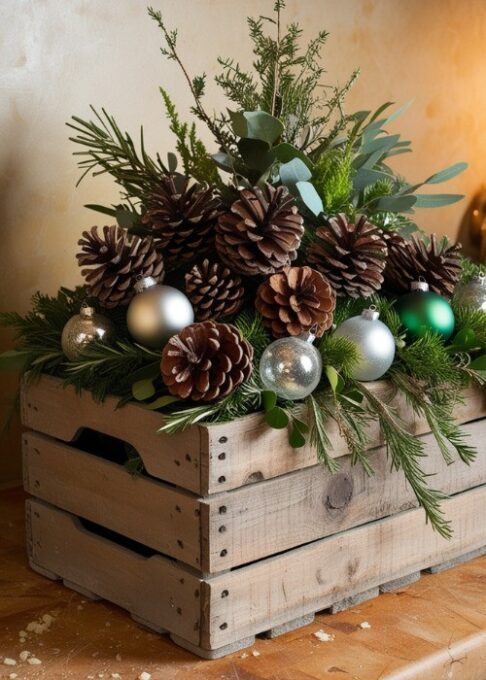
[259,332,322,400]
[333,307,396,381]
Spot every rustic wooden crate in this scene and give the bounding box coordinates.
[21,375,486,658]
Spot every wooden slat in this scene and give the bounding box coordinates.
[21,375,486,496]
[205,483,486,649]
[26,498,203,645]
[23,431,203,569]
[200,383,486,494]
[203,419,486,572]
[21,375,202,493]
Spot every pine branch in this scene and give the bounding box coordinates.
[306,393,340,473]
[67,107,165,200]
[355,381,452,539]
[390,371,476,466]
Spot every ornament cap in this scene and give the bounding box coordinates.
[134,276,158,294]
[361,306,380,321]
[80,304,95,318]
[474,273,486,285]
[410,278,429,293]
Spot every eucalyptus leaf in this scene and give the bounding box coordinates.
[229,110,284,145]
[449,328,478,352]
[296,181,323,216]
[353,168,391,192]
[265,405,289,429]
[272,143,313,169]
[238,138,272,171]
[425,162,468,185]
[414,194,464,208]
[132,378,156,401]
[279,158,312,189]
[377,194,417,212]
[212,151,236,172]
[361,134,401,158]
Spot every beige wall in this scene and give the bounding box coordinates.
[1,0,485,483]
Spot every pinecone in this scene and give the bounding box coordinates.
[255,266,336,338]
[384,233,462,297]
[142,174,221,267]
[77,225,164,308]
[216,183,304,276]
[160,321,253,402]
[185,259,245,321]
[308,213,387,298]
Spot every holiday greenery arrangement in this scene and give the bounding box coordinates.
[2,2,486,539]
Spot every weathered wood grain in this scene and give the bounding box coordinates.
[26,498,203,645]
[21,375,486,495]
[203,419,486,571]
[21,375,202,493]
[23,431,203,569]
[205,483,486,649]
[201,383,486,493]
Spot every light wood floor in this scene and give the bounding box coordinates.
[2,487,486,680]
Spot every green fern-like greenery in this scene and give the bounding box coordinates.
[159,87,220,186]
[313,147,354,214]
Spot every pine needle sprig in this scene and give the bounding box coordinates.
[67,107,165,200]
[397,333,463,388]
[306,393,340,473]
[318,334,361,380]
[355,380,452,539]
[390,371,476,466]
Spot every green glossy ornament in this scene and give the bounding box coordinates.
[396,280,455,341]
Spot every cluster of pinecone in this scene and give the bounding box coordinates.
[76,174,462,401]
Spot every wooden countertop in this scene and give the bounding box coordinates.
[1,487,486,680]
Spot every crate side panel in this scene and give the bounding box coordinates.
[26,499,203,645]
[206,419,486,571]
[203,384,486,494]
[21,375,202,493]
[206,483,486,648]
[23,432,202,569]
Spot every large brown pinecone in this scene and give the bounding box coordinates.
[77,225,164,308]
[216,183,304,276]
[308,213,387,298]
[142,174,221,267]
[383,233,462,297]
[185,259,245,321]
[255,266,336,338]
[160,321,253,402]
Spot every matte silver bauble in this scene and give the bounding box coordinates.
[259,334,322,400]
[61,305,115,361]
[126,276,194,348]
[334,307,395,381]
[454,274,486,312]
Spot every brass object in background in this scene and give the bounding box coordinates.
[457,187,486,262]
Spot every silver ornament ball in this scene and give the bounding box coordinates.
[453,274,486,312]
[259,335,323,401]
[127,277,194,348]
[61,305,115,361]
[334,308,395,381]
